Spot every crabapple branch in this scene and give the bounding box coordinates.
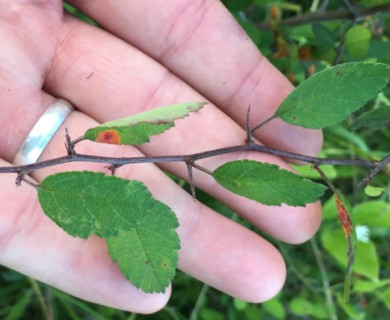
[0,132,387,189]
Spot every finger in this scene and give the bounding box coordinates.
[0,158,171,313]
[66,0,322,156]
[26,109,286,303]
[44,15,322,244]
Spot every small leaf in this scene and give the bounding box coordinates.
[349,107,390,131]
[275,62,390,128]
[288,298,313,316]
[364,185,385,197]
[345,25,371,59]
[84,102,206,145]
[213,160,327,207]
[263,297,286,319]
[38,171,180,293]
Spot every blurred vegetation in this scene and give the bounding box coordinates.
[2,0,390,319]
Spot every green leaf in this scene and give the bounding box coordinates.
[321,228,379,281]
[233,298,248,311]
[382,287,390,310]
[84,102,205,145]
[38,171,179,293]
[327,126,369,151]
[349,107,390,131]
[275,63,390,128]
[291,164,337,180]
[263,297,286,319]
[288,298,313,316]
[212,160,327,207]
[38,171,166,238]
[312,22,337,48]
[364,185,385,197]
[4,289,33,320]
[345,25,371,59]
[354,279,390,293]
[353,201,390,227]
[107,227,179,293]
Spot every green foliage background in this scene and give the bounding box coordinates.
[2,0,390,319]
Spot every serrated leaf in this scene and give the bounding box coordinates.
[107,225,179,293]
[212,160,327,207]
[38,171,180,293]
[275,63,390,128]
[349,107,390,131]
[38,171,161,238]
[345,25,371,59]
[84,102,206,145]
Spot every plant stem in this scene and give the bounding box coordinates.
[28,277,50,320]
[257,3,390,28]
[250,114,278,135]
[310,237,338,320]
[189,284,209,320]
[1,140,386,187]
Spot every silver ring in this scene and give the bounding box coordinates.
[13,98,74,165]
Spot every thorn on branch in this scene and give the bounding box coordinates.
[108,164,121,176]
[65,129,76,157]
[245,105,253,145]
[15,172,38,188]
[357,155,390,189]
[185,160,196,202]
[15,172,24,187]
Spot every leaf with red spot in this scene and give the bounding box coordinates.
[84,102,206,145]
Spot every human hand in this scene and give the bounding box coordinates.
[0,0,322,313]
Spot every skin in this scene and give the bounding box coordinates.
[0,0,323,313]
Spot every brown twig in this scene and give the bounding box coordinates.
[257,3,390,29]
[0,134,386,188]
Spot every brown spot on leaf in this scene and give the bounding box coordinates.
[96,129,121,144]
[335,195,352,237]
